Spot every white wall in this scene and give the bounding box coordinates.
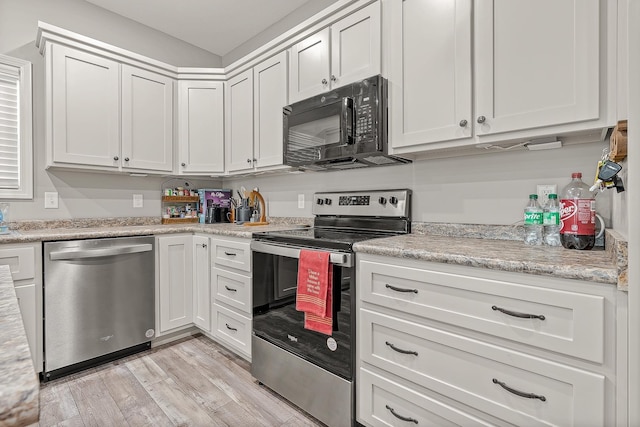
[226,141,614,226]
[0,0,223,220]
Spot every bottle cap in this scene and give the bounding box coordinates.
[549,194,557,199]
[529,194,538,199]
[571,172,582,178]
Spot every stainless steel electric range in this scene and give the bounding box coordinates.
[250,189,412,427]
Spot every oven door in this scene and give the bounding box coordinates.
[251,240,355,380]
[283,96,354,167]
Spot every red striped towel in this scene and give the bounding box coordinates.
[295,249,333,335]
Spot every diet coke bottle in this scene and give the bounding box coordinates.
[560,172,596,250]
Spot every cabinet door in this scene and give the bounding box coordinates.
[157,235,193,333]
[388,0,472,150]
[289,28,331,103]
[330,2,381,89]
[225,70,255,173]
[254,51,288,169]
[15,284,38,371]
[178,80,224,174]
[50,44,120,168]
[193,235,211,332]
[121,65,174,172]
[474,0,600,135]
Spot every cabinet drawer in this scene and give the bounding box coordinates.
[211,238,251,272]
[212,267,251,315]
[212,303,251,358]
[359,260,605,363]
[360,309,605,427]
[359,367,494,427]
[0,244,36,281]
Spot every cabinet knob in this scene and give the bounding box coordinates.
[201,243,207,248]
[459,119,468,127]
[321,78,328,85]
[477,116,486,124]
[247,158,252,163]
[113,156,119,161]
[252,158,257,163]
[124,157,130,162]
[181,162,186,167]
[331,75,337,82]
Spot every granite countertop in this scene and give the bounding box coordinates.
[354,232,622,288]
[0,265,39,426]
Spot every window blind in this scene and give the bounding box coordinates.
[0,64,20,190]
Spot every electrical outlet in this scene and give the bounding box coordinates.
[133,194,143,208]
[44,192,58,209]
[537,184,557,206]
[298,194,304,209]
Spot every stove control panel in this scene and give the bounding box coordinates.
[312,189,411,218]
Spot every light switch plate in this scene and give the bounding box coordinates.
[133,194,143,208]
[537,184,557,207]
[44,192,58,209]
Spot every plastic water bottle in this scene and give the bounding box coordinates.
[524,194,543,245]
[543,194,561,246]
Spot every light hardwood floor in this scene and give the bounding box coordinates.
[34,335,324,427]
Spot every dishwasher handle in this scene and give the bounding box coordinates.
[49,243,153,261]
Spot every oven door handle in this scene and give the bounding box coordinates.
[250,241,352,267]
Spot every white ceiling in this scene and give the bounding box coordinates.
[84,0,314,57]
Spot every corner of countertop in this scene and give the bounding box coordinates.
[604,228,628,291]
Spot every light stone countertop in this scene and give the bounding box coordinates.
[353,233,620,287]
[0,265,39,426]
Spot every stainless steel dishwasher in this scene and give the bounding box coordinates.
[43,236,155,380]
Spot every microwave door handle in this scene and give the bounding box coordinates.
[341,97,355,144]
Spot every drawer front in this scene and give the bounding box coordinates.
[359,368,495,427]
[360,309,605,427]
[0,244,36,281]
[212,303,251,358]
[359,260,605,363]
[211,238,251,272]
[212,267,251,315]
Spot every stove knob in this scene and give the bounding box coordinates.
[389,196,398,205]
[324,198,332,205]
[378,197,387,205]
[317,198,324,205]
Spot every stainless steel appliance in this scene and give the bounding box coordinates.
[251,189,411,427]
[283,75,411,171]
[43,236,155,381]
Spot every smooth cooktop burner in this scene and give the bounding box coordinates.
[252,227,394,251]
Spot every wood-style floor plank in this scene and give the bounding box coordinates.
[37,335,324,426]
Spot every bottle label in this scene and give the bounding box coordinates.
[524,211,543,225]
[560,198,595,235]
[543,211,559,225]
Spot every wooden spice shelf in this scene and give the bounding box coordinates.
[161,217,199,224]
[162,196,199,202]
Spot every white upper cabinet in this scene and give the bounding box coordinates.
[253,51,288,169]
[225,69,254,173]
[50,44,120,168]
[387,0,472,149]
[289,2,381,103]
[474,0,600,136]
[177,80,224,175]
[121,65,174,172]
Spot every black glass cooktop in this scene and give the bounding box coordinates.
[252,227,394,251]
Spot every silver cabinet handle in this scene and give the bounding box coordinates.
[477,116,486,124]
[492,305,545,320]
[321,78,328,85]
[224,285,237,292]
[225,323,238,332]
[459,119,468,127]
[385,284,418,294]
[492,378,546,402]
[385,405,418,424]
[50,244,152,261]
[385,341,418,356]
[113,156,119,161]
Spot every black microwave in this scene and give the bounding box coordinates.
[283,75,410,171]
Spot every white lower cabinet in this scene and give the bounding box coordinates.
[193,235,211,332]
[156,235,194,334]
[210,236,252,360]
[0,243,43,372]
[357,253,620,427]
